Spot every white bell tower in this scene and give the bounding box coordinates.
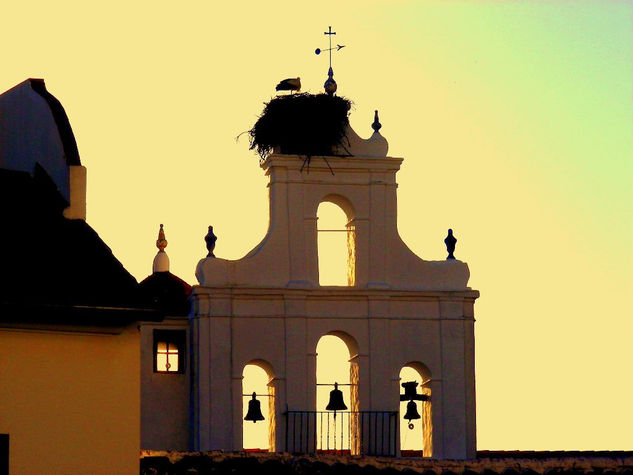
[192,118,479,459]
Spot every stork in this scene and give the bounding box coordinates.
[275,77,301,94]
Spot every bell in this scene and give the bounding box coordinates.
[404,400,421,422]
[244,392,265,423]
[325,382,348,411]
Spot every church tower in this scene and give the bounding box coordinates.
[192,106,479,459]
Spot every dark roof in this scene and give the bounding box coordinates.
[0,79,83,205]
[140,271,192,316]
[0,168,161,326]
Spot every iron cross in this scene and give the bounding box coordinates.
[324,26,336,69]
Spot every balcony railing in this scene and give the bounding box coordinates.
[285,411,397,457]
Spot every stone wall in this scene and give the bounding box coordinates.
[140,451,633,474]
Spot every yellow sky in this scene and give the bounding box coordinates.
[2,1,632,450]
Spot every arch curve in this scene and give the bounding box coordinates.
[244,359,276,381]
[318,193,356,222]
[314,330,360,358]
[327,330,360,358]
[401,361,432,383]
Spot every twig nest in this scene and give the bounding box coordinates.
[248,93,352,160]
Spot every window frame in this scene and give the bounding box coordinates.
[153,329,186,374]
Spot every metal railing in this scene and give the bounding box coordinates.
[285,411,397,457]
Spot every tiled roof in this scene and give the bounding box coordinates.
[0,168,161,326]
[140,271,192,316]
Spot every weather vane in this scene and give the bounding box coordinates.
[315,26,345,95]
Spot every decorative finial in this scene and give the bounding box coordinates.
[205,225,217,258]
[324,67,337,96]
[372,110,382,132]
[152,224,170,273]
[444,228,457,260]
[156,223,168,252]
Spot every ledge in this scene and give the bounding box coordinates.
[261,153,404,174]
[192,285,479,300]
[0,301,163,334]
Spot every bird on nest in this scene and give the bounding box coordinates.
[275,77,301,94]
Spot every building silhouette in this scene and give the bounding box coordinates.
[0,79,161,474]
[0,80,479,471]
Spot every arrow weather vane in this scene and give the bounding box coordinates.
[315,26,345,69]
[315,26,345,95]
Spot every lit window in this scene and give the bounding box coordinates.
[157,341,179,372]
[153,330,185,373]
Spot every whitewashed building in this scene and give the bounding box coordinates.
[190,111,479,459]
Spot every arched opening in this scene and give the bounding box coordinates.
[242,361,276,452]
[399,363,432,457]
[317,199,355,286]
[316,332,360,454]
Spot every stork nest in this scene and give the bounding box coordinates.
[248,93,352,161]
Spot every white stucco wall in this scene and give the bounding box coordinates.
[140,318,191,450]
[197,155,470,291]
[0,324,141,474]
[192,152,478,459]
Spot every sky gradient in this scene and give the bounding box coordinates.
[2,1,631,450]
